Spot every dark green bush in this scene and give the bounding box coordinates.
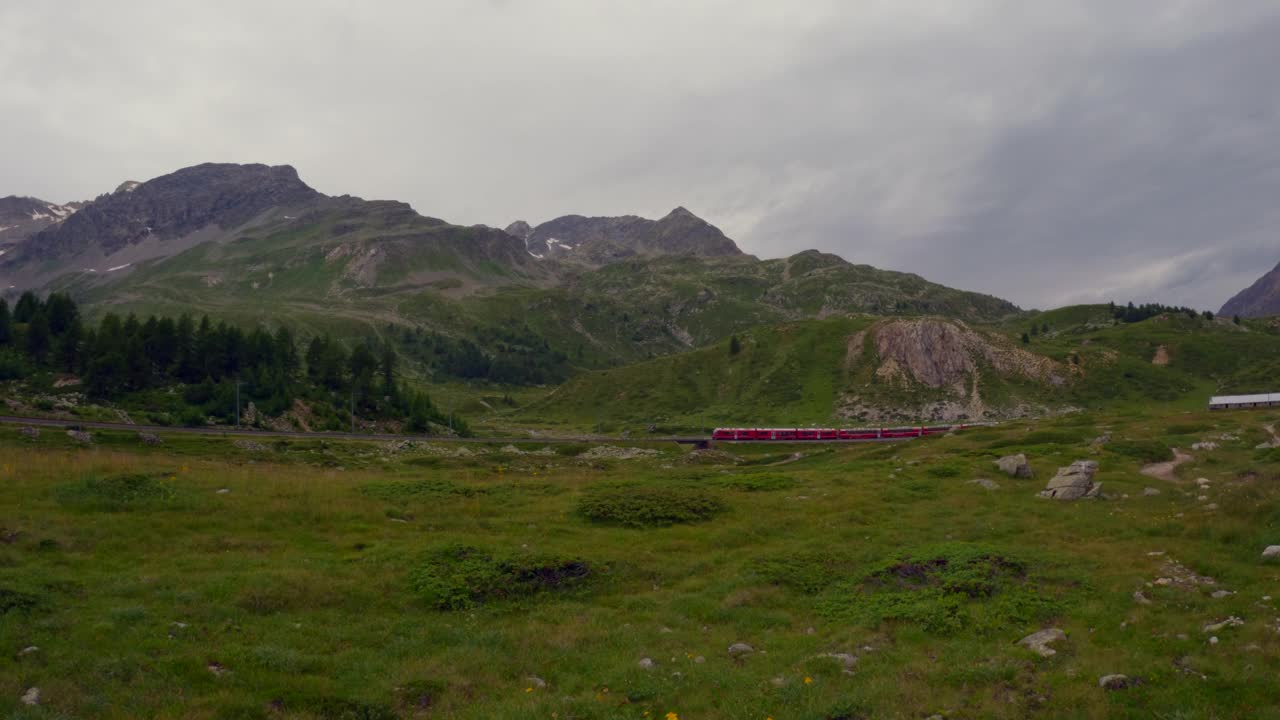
[577,487,726,527]
[924,465,961,478]
[1107,440,1173,464]
[0,587,43,615]
[411,544,591,610]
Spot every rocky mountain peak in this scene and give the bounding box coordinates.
[6,163,323,267]
[504,220,533,239]
[1220,261,1280,318]
[521,206,742,265]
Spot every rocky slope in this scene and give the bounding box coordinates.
[1220,261,1280,318]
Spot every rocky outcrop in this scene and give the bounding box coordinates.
[994,454,1033,478]
[1220,260,1280,318]
[1018,628,1065,657]
[1038,460,1100,500]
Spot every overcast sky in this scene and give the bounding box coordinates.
[3,1,1279,310]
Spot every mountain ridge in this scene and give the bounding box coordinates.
[1220,261,1280,318]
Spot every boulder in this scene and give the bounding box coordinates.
[638,658,655,670]
[1262,546,1280,560]
[1142,487,1161,496]
[994,454,1033,478]
[66,429,92,444]
[138,432,162,446]
[1018,628,1066,658]
[727,643,754,656]
[1038,460,1100,500]
[20,687,39,705]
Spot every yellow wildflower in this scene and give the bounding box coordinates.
[804,676,813,685]
[666,713,679,720]
[525,687,533,693]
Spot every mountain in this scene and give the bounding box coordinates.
[1220,261,1280,318]
[506,207,743,265]
[0,195,80,261]
[0,161,1022,384]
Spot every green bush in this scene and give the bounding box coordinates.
[360,479,484,501]
[1107,440,1173,464]
[0,587,43,615]
[55,472,181,511]
[816,543,1063,635]
[410,544,591,610]
[753,551,861,594]
[577,487,726,527]
[925,465,961,478]
[710,473,797,492]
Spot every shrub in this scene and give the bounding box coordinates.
[816,543,1064,635]
[55,472,181,511]
[577,487,726,527]
[0,587,43,615]
[753,551,861,594]
[710,473,797,492]
[1107,440,1173,464]
[925,465,961,478]
[360,479,484,501]
[411,544,591,610]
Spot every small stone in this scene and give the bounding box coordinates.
[137,431,162,446]
[805,627,815,635]
[66,429,92,444]
[770,676,786,687]
[1209,636,1219,645]
[18,645,39,656]
[527,676,546,688]
[659,626,673,634]
[207,662,229,676]
[216,488,230,494]
[1018,628,1066,658]
[694,655,706,664]
[1143,487,1161,496]
[1133,591,1152,605]
[1202,616,1244,633]
[1205,503,1218,510]
[819,652,859,670]
[1262,546,1280,560]
[172,621,189,629]
[1098,674,1133,690]
[670,671,682,678]
[969,478,1000,490]
[638,658,655,670]
[1195,477,1210,486]
[1197,495,1209,501]
[21,687,40,705]
[1155,578,1173,586]
[728,643,754,656]
[1211,590,1233,599]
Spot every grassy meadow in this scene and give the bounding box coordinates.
[2,408,1280,719]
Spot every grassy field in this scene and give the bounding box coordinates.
[3,408,1280,719]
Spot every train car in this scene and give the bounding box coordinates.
[880,426,923,439]
[838,428,881,440]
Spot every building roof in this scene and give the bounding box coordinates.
[1209,393,1280,405]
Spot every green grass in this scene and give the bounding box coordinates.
[3,407,1280,717]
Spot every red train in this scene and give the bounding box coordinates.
[711,425,964,442]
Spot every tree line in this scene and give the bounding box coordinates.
[0,291,463,433]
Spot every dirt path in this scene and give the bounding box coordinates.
[1140,448,1194,482]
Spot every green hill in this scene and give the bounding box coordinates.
[518,309,1280,433]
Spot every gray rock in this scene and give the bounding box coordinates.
[18,645,39,656]
[1191,441,1219,451]
[18,426,39,440]
[1133,591,1152,605]
[1211,590,1233,599]
[1262,545,1280,560]
[727,642,754,656]
[137,431,162,446]
[969,478,1000,490]
[818,652,859,671]
[216,488,230,494]
[638,658,655,670]
[1098,674,1133,690]
[994,454,1033,478]
[1038,460,1100,500]
[1143,487,1161,496]
[66,429,92,444]
[20,687,39,705]
[693,655,706,664]
[1018,628,1066,657]
[526,675,546,688]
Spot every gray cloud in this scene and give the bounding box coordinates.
[2,1,1278,310]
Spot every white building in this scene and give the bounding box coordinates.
[1208,393,1280,410]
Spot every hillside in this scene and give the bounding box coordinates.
[1220,260,1280,318]
[520,308,1280,432]
[506,206,744,265]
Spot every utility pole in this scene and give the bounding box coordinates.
[350,386,356,435]
[234,377,241,428]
